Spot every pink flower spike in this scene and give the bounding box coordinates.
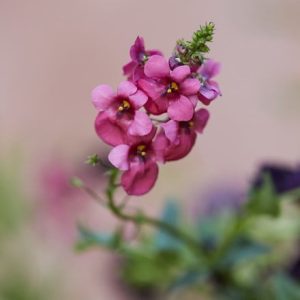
[92,84,115,110]
[108,144,130,171]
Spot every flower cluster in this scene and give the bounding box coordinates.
[92,25,221,195]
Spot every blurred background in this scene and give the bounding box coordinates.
[1,0,300,299]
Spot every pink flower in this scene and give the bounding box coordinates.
[108,129,164,195]
[92,81,152,146]
[198,60,221,105]
[123,36,162,83]
[160,108,209,161]
[138,55,200,121]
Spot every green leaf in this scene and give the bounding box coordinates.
[246,173,280,217]
[75,225,122,251]
[154,200,182,251]
[221,238,270,267]
[270,273,300,300]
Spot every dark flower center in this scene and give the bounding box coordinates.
[118,100,131,112]
[136,144,147,158]
[166,81,179,94]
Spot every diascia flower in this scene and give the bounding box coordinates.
[123,36,162,83]
[138,55,200,121]
[160,108,210,161]
[108,128,165,195]
[198,59,221,105]
[92,81,152,146]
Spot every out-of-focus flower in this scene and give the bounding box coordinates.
[123,36,162,83]
[139,55,200,120]
[108,129,164,195]
[253,163,300,194]
[197,59,221,105]
[160,108,209,161]
[92,81,152,146]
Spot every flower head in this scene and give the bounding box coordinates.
[92,81,152,146]
[123,36,162,83]
[139,55,200,121]
[108,129,163,195]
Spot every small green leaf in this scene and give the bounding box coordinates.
[246,173,280,217]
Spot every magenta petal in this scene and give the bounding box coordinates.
[144,55,170,79]
[180,78,200,96]
[117,81,137,98]
[108,145,130,171]
[123,61,137,76]
[129,90,148,109]
[121,162,159,195]
[91,84,115,110]
[128,111,153,136]
[144,98,168,115]
[130,36,145,61]
[167,95,194,121]
[161,120,179,143]
[138,78,165,100]
[170,65,190,83]
[152,131,169,163]
[94,112,126,146]
[194,108,210,133]
[164,132,196,162]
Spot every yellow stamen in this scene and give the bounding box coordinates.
[137,144,147,157]
[166,82,179,94]
[118,100,131,112]
[189,121,194,128]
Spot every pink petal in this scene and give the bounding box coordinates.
[129,90,148,109]
[194,109,210,133]
[180,78,200,96]
[167,95,194,121]
[152,131,169,163]
[144,55,170,79]
[121,162,159,195]
[164,132,196,162]
[144,98,168,115]
[123,61,137,76]
[138,78,165,100]
[91,84,115,110]
[161,120,179,143]
[94,112,127,146]
[170,65,191,83]
[108,144,130,171]
[128,111,153,136]
[117,81,137,98]
[189,95,199,107]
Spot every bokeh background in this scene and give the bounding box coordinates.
[1,0,300,299]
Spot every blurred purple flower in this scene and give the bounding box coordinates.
[253,163,300,194]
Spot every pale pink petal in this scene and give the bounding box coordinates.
[129,90,148,109]
[138,79,165,100]
[161,120,179,143]
[180,78,201,95]
[152,131,169,163]
[144,55,170,79]
[167,95,194,121]
[170,65,191,83]
[189,95,199,107]
[121,162,159,195]
[194,109,210,133]
[199,60,221,79]
[127,126,157,145]
[94,112,126,146]
[91,84,115,110]
[117,81,137,98]
[128,111,153,136]
[108,145,130,171]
